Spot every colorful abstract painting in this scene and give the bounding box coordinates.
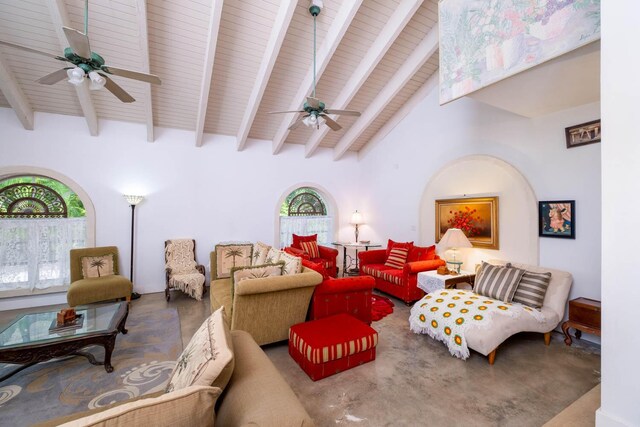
[439,0,601,104]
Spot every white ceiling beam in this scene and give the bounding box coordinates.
[134,0,154,143]
[47,0,98,136]
[195,0,224,147]
[304,0,424,158]
[333,25,439,160]
[271,0,363,155]
[0,52,35,130]
[236,0,297,151]
[358,71,438,160]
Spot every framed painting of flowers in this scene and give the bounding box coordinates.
[435,197,499,249]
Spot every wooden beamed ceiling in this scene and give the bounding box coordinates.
[0,0,440,159]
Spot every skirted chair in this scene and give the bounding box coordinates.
[164,239,206,301]
[285,234,339,277]
[67,246,133,307]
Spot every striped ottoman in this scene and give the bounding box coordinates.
[289,313,378,381]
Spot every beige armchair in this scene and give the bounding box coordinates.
[209,250,323,345]
[68,246,132,307]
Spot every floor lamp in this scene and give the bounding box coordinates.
[124,194,144,300]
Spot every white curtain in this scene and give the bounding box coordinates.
[0,218,86,292]
[279,216,333,248]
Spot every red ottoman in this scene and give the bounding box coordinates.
[289,313,378,381]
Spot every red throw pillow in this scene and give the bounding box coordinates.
[301,258,329,280]
[300,240,320,259]
[384,247,409,270]
[386,239,414,257]
[292,234,317,249]
[407,245,436,262]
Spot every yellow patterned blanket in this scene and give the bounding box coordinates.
[409,290,544,359]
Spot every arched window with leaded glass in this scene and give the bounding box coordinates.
[0,175,88,296]
[279,186,334,247]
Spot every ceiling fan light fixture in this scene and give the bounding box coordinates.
[66,66,85,85]
[88,71,106,90]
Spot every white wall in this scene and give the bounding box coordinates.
[597,1,640,425]
[0,110,361,309]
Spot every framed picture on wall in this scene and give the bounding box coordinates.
[435,197,499,249]
[565,119,601,148]
[538,200,575,239]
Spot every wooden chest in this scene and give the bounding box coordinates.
[569,297,601,329]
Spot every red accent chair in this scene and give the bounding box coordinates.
[358,241,445,305]
[285,234,339,278]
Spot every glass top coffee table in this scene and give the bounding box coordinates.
[0,302,129,383]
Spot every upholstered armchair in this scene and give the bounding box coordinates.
[68,246,133,307]
[164,239,206,301]
[285,234,339,277]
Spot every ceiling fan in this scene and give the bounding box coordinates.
[0,0,160,103]
[269,0,360,131]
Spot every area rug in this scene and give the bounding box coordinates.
[371,295,394,321]
[0,308,182,426]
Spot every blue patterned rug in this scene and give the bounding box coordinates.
[0,308,181,426]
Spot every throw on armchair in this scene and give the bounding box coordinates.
[285,234,338,277]
[164,239,206,301]
[359,240,445,305]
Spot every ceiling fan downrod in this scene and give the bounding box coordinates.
[309,1,322,98]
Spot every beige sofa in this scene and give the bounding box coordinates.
[209,251,323,346]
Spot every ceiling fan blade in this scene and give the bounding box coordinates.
[324,109,361,117]
[306,97,320,109]
[321,115,342,131]
[268,110,305,114]
[288,115,308,131]
[63,27,91,58]
[102,74,136,103]
[0,40,68,62]
[37,68,71,85]
[101,65,161,85]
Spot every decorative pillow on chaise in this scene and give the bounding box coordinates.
[278,250,302,275]
[214,243,253,279]
[81,254,115,279]
[166,307,234,393]
[384,246,410,270]
[251,242,271,266]
[473,262,525,303]
[512,270,552,309]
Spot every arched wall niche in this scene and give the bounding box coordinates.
[0,165,96,246]
[419,155,538,269]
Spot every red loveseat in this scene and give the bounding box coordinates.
[358,241,445,305]
[285,234,339,278]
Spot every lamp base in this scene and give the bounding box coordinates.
[131,292,141,300]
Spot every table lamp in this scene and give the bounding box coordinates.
[438,228,472,273]
[351,210,363,243]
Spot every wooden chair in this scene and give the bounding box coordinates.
[164,239,206,301]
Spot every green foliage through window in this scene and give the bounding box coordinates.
[0,176,86,218]
[280,187,327,216]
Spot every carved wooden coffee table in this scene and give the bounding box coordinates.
[0,301,128,383]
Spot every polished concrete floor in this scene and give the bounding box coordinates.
[0,290,600,426]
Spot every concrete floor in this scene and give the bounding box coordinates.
[0,290,600,426]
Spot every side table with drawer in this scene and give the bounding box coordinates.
[561,297,601,346]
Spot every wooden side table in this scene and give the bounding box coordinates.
[561,297,601,346]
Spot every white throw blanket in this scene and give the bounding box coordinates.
[165,240,205,301]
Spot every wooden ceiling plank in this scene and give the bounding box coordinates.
[333,24,438,160]
[0,52,35,130]
[46,0,98,136]
[134,0,154,142]
[271,0,363,155]
[236,0,296,151]
[304,0,423,158]
[195,0,224,147]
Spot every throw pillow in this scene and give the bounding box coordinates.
[301,258,330,280]
[264,247,281,264]
[384,247,409,270]
[166,307,234,393]
[473,262,525,303]
[214,243,253,279]
[251,242,271,266]
[231,263,285,294]
[292,233,317,249]
[407,245,436,263]
[278,250,302,275]
[58,385,221,427]
[81,254,115,279]
[512,270,552,309]
[299,240,320,259]
[385,239,414,257]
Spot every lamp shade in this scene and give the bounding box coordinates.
[439,228,472,249]
[123,194,144,206]
[351,210,364,225]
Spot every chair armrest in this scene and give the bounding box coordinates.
[318,245,339,259]
[284,246,310,260]
[195,264,205,275]
[404,259,446,274]
[314,276,374,295]
[235,270,322,296]
[359,249,387,265]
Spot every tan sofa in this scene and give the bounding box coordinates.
[38,330,314,427]
[209,251,323,346]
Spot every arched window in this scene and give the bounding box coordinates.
[0,175,87,295]
[279,187,333,247]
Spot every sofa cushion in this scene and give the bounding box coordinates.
[299,240,320,259]
[361,263,387,279]
[302,258,329,280]
[214,243,253,279]
[384,247,409,269]
[474,262,525,303]
[58,385,221,427]
[278,250,302,275]
[67,275,132,307]
[166,307,234,393]
[386,239,414,257]
[81,254,115,279]
[292,233,317,249]
[378,269,403,286]
[264,247,281,264]
[252,242,271,266]
[512,270,552,309]
[407,245,436,263]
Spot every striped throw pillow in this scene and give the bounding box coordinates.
[473,262,525,303]
[512,270,552,309]
[300,240,320,259]
[384,247,409,270]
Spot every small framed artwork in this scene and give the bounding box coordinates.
[435,196,499,249]
[565,119,601,148]
[538,201,575,239]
